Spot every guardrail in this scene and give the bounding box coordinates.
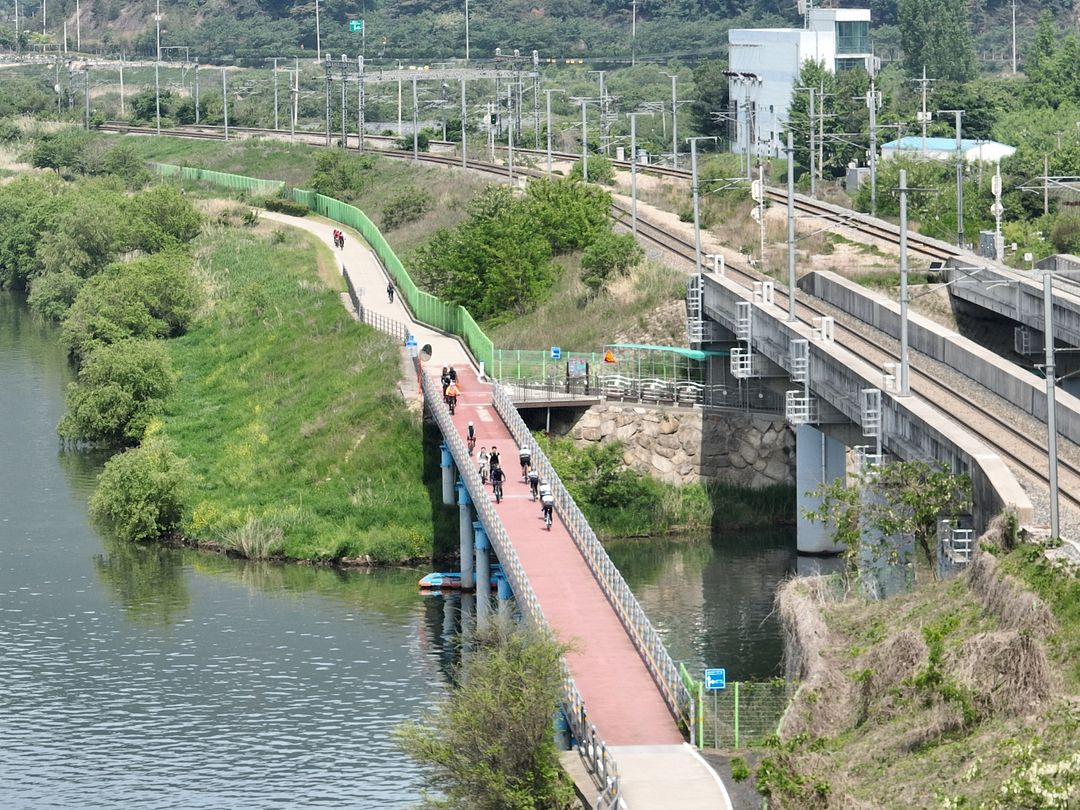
[341,263,411,342]
[419,368,620,810]
[492,382,696,740]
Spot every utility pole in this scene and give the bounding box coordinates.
[83,63,89,130]
[154,0,161,135]
[315,0,321,62]
[358,56,365,152]
[786,130,796,321]
[571,97,590,181]
[75,0,79,51]
[1011,0,1018,74]
[507,90,514,185]
[796,85,817,197]
[544,88,564,175]
[940,108,965,248]
[412,74,419,160]
[273,57,279,130]
[292,59,299,141]
[487,101,494,162]
[590,70,607,154]
[865,80,880,216]
[464,0,469,61]
[912,66,934,155]
[631,0,637,65]
[628,111,654,237]
[119,55,126,117]
[532,70,540,149]
[460,77,467,168]
[340,55,347,147]
[191,58,196,123]
[687,136,718,276]
[898,168,910,395]
[1044,269,1061,540]
[222,66,228,141]
[397,68,403,136]
[324,56,331,147]
[14,0,18,55]
[1044,155,1050,216]
[663,71,679,168]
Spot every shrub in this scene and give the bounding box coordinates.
[569,153,616,185]
[381,187,434,231]
[128,185,203,252]
[396,131,430,152]
[1050,213,1080,255]
[62,252,201,360]
[581,232,644,292]
[58,339,176,446]
[263,196,310,217]
[396,619,576,810]
[28,270,84,321]
[310,149,374,201]
[90,437,189,543]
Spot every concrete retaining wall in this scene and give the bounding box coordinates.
[801,270,1080,445]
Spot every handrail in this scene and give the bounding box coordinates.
[491,382,694,738]
[419,368,620,808]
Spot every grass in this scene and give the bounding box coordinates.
[162,221,453,563]
[765,540,1080,808]
[486,255,687,351]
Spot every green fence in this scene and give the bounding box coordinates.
[681,664,790,750]
[152,163,493,371]
[153,163,286,196]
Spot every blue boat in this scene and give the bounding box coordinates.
[419,565,504,591]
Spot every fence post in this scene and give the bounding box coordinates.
[733,681,740,749]
[698,680,705,749]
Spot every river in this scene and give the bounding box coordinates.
[1,291,825,805]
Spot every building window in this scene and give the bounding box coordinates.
[836,20,869,54]
[835,57,866,72]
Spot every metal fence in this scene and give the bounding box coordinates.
[419,369,620,810]
[153,163,286,195]
[340,263,411,342]
[696,680,790,750]
[492,382,696,740]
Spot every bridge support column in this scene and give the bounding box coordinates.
[496,574,513,620]
[440,442,456,506]
[474,522,491,632]
[459,591,475,679]
[795,423,847,554]
[457,482,475,591]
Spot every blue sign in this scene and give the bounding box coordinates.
[405,335,417,347]
[704,668,726,691]
[550,346,561,360]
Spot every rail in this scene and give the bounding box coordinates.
[492,382,696,739]
[419,369,620,810]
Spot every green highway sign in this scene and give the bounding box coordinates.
[349,19,364,33]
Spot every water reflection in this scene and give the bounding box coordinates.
[93,536,191,626]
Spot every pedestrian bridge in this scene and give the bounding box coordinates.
[423,368,731,809]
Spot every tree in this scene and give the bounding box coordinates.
[804,459,972,584]
[899,0,976,83]
[690,59,731,139]
[58,339,177,447]
[90,437,189,543]
[396,619,576,810]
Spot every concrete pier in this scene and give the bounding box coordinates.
[457,482,474,590]
[440,441,456,505]
[474,522,491,631]
[795,424,847,554]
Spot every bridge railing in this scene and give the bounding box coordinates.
[492,382,696,739]
[419,368,620,810]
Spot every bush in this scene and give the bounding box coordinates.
[58,339,176,447]
[90,437,189,543]
[1050,213,1080,255]
[396,131,430,152]
[581,232,644,292]
[396,620,576,810]
[28,270,84,321]
[263,196,310,217]
[310,149,374,201]
[569,154,616,185]
[381,187,434,231]
[62,252,201,361]
[128,185,203,252]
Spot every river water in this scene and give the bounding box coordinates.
[1,291,823,806]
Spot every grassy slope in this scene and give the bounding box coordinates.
[770,539,1079,808]
[164,221,451,562]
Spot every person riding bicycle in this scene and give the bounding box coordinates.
[387,282,395,303]
[541,490,555,526]
[488,446,501,473]
[444,380,461,414]
[527,467,540,500]
[518,445,532,480]
[478,446,490,483]
[467,421,476,454]
[490,464,505,502]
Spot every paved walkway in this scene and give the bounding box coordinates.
[261,209,730,809]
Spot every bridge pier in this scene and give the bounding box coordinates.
[497,575,513,621]
[795,423,847,555]
[474,522,492,632]
[458,482,475,591]
[440,441,456,505]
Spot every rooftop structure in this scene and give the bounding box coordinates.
[880,137,1017,163]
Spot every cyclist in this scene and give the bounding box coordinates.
[440,366,451,400]
[538,478,552,503]
[478,446,490,483]
[541,489,555,528]
[445,379,461,414]
[488,446,501,473]
[519,445,532,481]
[527,467,540,500]
[387,282,395,303]
[490,463,505,503]
[466,421,476,454]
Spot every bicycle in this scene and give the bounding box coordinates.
[494,480,503,503]
[543,505,553,530]
[467,433,476,455]
[447,396,457,415]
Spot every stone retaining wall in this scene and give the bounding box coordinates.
[567,404,794,488]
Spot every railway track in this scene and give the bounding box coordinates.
[99,121,1066,507]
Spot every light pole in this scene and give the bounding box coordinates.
[628,111,654,237]
[1044,269,1061,539]
[686,136,718,276]
[662,71,679,168]
[544,87,564,175]
[940,108,966,248]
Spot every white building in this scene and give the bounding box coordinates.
[728,8,873,157]
[880,137,1017,163]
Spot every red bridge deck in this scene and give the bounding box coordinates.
[445,374,683,746]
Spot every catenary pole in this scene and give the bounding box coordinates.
[787,130,796,321]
